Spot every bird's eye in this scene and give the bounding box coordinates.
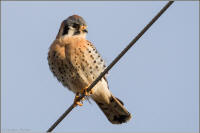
[72,23,79,29]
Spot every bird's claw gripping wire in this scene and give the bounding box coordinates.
[73,86,94,107]
[73,93,84,107]
[80,86,94,96]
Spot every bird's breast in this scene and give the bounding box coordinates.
[48,36,107,94]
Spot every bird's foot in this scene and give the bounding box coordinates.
[73,93,84,107]
[80,86,94,96]
[73,86,94,107]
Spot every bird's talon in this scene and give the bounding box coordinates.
[73,93,84,107]
[80,86,94,96]
[75,101,83,106]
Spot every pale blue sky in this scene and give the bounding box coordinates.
[1,1,199,132]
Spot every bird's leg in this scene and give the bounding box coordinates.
[80,86,94,96]
[73,93,84,107]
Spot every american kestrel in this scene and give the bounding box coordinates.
[48,15,131,124]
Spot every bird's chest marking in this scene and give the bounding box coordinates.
[48,38,106,93]
[73,42,106,82]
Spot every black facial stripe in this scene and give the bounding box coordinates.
[62,25,69,35]
[72,23,81,35]
[62,23,87,36]
[72,23,80,29]
[73,30,80,35]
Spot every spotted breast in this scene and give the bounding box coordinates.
[48,36,106,94]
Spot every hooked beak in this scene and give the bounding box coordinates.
[80,25,88,33]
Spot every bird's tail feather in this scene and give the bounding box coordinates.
[93,95,131,124]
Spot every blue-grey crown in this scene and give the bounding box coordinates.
[65,15,87,26]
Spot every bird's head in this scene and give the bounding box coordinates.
[57,15,88,39]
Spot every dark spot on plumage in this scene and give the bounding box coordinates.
[100,59,103,62]
[85,61,89,65]
[79,51,84,54]
[65,65,69,69]
[89,66,92,69]
[93,60,96,63]
[96,66,98,69]
[90,55,94,59]
[68,61,75,69]
[52,51,56,57]
[59,68,63,74]
[103,64,106,68]
[80,50,84,54]
[90,71,93,74]
[89,51,91,53]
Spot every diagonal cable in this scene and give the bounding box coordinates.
[47,1,174,132]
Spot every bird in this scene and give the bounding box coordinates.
[48,15,131,124]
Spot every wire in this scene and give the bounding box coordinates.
[47,1,174,132]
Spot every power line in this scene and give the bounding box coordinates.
[47,1,174,132]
